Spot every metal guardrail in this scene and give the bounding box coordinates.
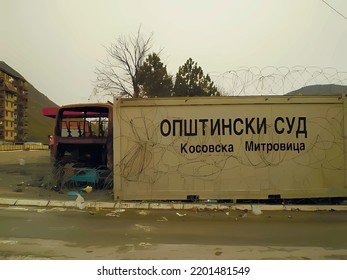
[0,144,49,151]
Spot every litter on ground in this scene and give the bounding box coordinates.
[252,205,263,215]
[176,212,187,217]
[134,224,152,232]
[137,210,150,216]
[157,216,168,222]
[75,193,85,210]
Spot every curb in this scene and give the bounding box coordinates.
[1,197,347,211]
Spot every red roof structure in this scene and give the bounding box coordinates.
[42,104,111,119]
[42,107,59,118]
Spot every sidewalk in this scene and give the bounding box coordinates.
[1,150,347,212]
[1,189,347,212]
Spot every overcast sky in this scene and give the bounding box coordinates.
[1,0,347,105]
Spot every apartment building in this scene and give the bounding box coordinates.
[0,61,29,143]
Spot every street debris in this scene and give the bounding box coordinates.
[134,224,152,232]
[67,185,93,196]
[36,207,67,213]
[137,210,150,216]
[81,185,93,193]
[75,193,85,210]
[252,205,263,215]
[138,242,152,248]
[105,209,125,217]
[157,216,168,222]
[239,209,248,218]
[0,240,18,245]
[105,212,117,217]
[176,212,186,217]
[67,191,78,196]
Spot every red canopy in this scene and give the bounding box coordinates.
[41,106,110,118]
[42,107,59,118]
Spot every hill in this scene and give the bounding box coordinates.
[286,84,347,96]
[27,84,57,143]
[0,61,58,143]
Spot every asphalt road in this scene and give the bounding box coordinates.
[1,205,347,260]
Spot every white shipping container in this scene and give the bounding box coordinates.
[113,95,347,201]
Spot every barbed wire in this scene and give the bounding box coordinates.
[321,0,347,20]
[89,66,347,101]
[211,66,347,96]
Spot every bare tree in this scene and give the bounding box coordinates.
[94,26,154,98]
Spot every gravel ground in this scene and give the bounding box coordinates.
[0,150,113,202]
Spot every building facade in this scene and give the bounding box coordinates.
[0,61,29,143]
